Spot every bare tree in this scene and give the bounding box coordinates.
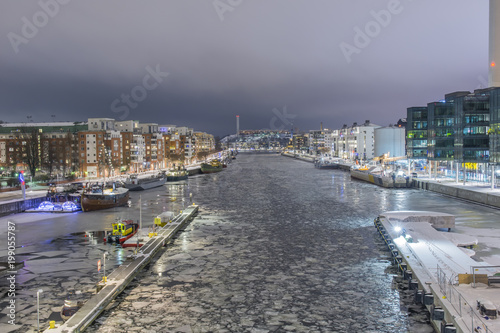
[169,152,185,167]
[41,139,57,177]
[196,151,210,162]
[19,127,40,178]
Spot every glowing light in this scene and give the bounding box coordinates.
[394,226,402,233]
[492,61,496,67]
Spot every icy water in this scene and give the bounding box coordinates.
[89,153,499,333]
[3,153,500,332]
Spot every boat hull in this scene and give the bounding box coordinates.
[106,224,139,244]
[124,177,166,191]
[201,164,223,173]
[166,175,188,181]
[315,163,339,169]
[166,169,189,181]
[350,169,409,188]
[81,190,130,212]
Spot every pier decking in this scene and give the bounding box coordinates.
[45,205,199,333]
[376,211,500,333]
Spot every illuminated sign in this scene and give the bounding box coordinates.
[19,171,25,185]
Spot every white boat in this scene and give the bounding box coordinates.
[123,172,166,191]
[350,165,409,188]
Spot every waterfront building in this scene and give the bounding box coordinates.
[406,107,428,160]
[103,130,123,176]
[88,118,115,131]
[0,121,86,176]
[139,123,162,170]
[78,130,106,178]
[115,120,140,133]
[193,132,215,161]
[374,125,406,158]
[324,130,335,156]
[407,87,500,181]
[308,129,326,155]
[334,120,380,161]
[292,133,308,153]
[158,124,177,134]
[130,134,146,173]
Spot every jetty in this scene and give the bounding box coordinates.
[376,211,500,333]
[44,205,199,333]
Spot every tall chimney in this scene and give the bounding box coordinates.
[490,0,500,86]
[320,122,323,131]
[236,115,240,137]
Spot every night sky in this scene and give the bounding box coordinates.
[0,1,489,136]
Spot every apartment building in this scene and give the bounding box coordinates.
[334,121,380,160]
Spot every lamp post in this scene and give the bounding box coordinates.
[37,289,43,332]
[103,252,108,281]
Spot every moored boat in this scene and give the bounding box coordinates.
[166,167,188,181]
[104,219,139,244]
[314,158,341,169]
[123,172,166,191]
[201,159,223,173]
[81,184,130,212]
[350,165,409,188]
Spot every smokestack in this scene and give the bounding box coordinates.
[320,122,323,131]
[236,115,240,137]
[490,0,500,86]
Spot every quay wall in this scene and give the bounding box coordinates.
[282,155,500,209]
[412,179,500,209]
[0,197,45,217]
[281,152,315,163]
[375,218,466,332]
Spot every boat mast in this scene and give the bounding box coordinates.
[139,194,142,230]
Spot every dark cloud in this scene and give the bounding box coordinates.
[0,0,489,136]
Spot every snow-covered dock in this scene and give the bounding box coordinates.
[44,205,199,333]
[376,211,500,333]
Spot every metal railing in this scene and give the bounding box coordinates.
[436,265,492,333]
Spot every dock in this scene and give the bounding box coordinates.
[376,211,500,333]
[45,205,199,333]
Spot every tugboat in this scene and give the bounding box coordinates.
[201,159,223,174]
[80,184,129,212]
[105,219,139,244]
[123,172,166,191]
[166,166,189,181]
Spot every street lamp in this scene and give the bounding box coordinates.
[37,289,43,332]
[103,252,108,282]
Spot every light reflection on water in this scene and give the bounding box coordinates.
[87,155,440,332]
[87,154,500,332]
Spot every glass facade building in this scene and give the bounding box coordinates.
[407,87,500,181]
[406,107,428,159]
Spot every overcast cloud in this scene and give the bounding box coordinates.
[0,0,489,136]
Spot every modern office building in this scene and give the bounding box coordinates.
[406,107,428,159]
[407,87,500,181]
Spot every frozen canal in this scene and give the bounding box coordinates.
[2,153,500,332]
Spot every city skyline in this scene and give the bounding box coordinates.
[0,1,489,136]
